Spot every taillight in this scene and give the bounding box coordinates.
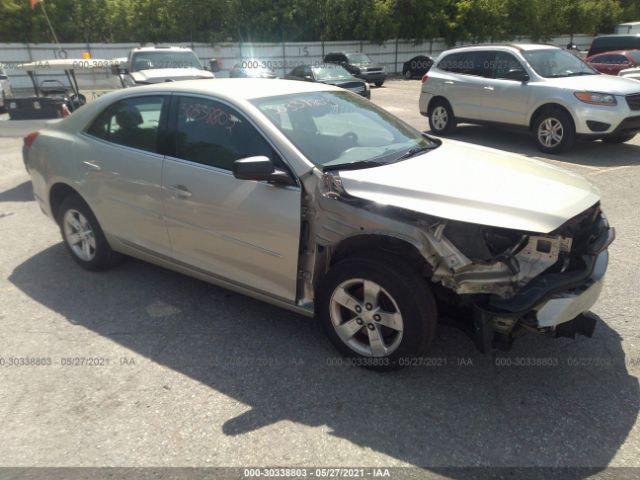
[24,131,39,148]
[421,74,429,83]
[61,104,71,117]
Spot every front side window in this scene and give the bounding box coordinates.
[86,96,165,153]
[252,91,438,170]
[523,49,597,77]
[492,52,526,79]
[174,96,281,171]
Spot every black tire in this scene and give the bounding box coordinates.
[374,80,384,87]
[533,107,575,153]
[58,194,116,271]
[602,134,636,144]
[428,98,456,135]
[317,253,437,370]
[403,69,412,79]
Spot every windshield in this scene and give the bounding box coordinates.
[130,51,202,72]
[346,53,372,64]
[252,91,438,170]
[523,49,597,78]
[313,65,353,80]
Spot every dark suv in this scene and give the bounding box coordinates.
[323,52,386,86]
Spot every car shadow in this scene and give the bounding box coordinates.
[431,125,640,169]
[0,181,34,202]
[9,244,639,472]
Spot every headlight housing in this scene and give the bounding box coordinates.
[574,92,617,106]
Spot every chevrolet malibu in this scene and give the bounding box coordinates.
[23,79,614,368]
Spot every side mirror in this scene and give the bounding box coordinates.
[504,68,530,82]
[112,64,128,75]
[232,156,295,186]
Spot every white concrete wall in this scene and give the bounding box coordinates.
[0,34,594,91]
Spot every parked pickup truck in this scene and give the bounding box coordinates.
[113,45,214,87]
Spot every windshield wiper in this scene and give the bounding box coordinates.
[394,145,435,161]
[322,160,389,172]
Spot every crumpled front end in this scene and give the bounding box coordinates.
[302,170,614,352]
[466,204,614,351]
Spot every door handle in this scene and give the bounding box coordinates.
[483,86,495,91]
[168,184,192,199]
[82,160,101,171]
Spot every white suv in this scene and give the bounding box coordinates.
[419,44,640,153]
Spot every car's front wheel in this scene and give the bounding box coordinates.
[318,254,437,370]
[602,134,636,144]
[374,80,384,87]
[428,99,456,135]
[58,195,116,270]
[533,108,575,153]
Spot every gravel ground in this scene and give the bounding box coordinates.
[0,80,638,476]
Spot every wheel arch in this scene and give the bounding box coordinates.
[427,95,453,116]
[327,233,432,276]
[49,182,85,225]
[529,102,576,132]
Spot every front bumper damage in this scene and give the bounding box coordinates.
[471,215,614,352]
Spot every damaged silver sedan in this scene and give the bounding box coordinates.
[23,79,614,368]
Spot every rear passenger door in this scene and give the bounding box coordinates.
[437,51,492,120]
[478,51,531,126]
[79,94,172,255]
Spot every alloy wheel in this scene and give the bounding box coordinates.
[329,278,404,357]
[431,106,449,131]
[538,117,564,148]
[63,209,96,261]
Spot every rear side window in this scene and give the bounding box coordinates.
[86,96,165,153]
[174,96,282,171]
[438,51,492,77]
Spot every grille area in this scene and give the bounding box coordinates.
[626,93,640,111]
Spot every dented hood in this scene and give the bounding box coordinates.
[130,68,214,84]
[338,142,600,233]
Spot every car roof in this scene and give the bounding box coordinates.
[589,50,636,56]
[132,45,194,53]
[115,78,341,100]
[442,43,558,54]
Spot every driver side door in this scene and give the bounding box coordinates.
[162,95,302,301]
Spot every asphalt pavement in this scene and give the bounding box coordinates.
[0,80,638,476]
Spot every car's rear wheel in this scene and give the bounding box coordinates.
[374,80,384,87]
[318,253,437,370]
[428,99,456,135]
[533,108,575,153]
[602,134,636,144]
[58,195,116,271]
